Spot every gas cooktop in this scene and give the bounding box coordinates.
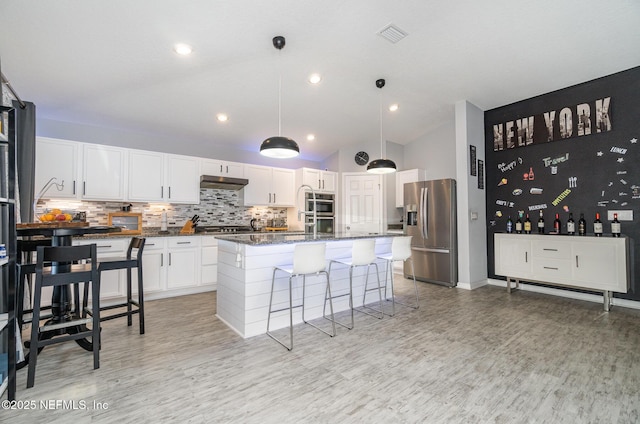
[194,225,254,234]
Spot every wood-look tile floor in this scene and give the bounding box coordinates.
[4,277,640,423]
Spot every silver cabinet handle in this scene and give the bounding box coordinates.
[226,165,229,173]
[169,252,172,266]
[177,241,191,245]
[83,181,86,195]
[97,245,112,248]
[543,266,559,270]
[161,252,163,267]
[161,186,164,198]
[543,248,558,251]
[273,193,276,203]
[220,164,223,173]
[576,255,579,267]
[525,252,528,262]
[168,186,171,199]
[73,180,76,195]
[318,179,321,189]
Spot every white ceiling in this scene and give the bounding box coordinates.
[1,1,639,162]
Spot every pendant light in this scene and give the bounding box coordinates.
[260,36,300,159]
[367,78,397,174]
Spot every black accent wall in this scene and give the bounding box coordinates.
[485,66,640,300]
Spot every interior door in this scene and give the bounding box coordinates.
[343,173,382,233]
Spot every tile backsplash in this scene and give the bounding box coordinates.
[37,188,288,228]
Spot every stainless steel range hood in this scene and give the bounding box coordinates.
[200,175,249,190]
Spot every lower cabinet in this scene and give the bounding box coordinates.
[74,236,215,303]
[494,233,630,296]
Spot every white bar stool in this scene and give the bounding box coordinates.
[377,236,419,316]
[324,238,383,330]
[266,242,336,351]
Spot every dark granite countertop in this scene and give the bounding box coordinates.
[214,231,400,246]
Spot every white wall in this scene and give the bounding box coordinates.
[455,100,487,290]
[37,118,321,169]
[403,119,456,179]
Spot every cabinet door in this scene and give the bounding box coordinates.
[201,159,245,179]
[302,168,322,190]
[572,239,627,292]
[82,144,126,200]
[224,161,245,178]
[132,239,166,294]
[494,235,532,278]
[244,165,272,205]
[34,137,80,199]
[166,237,201,289]
[321,171,337,193]
[271,167,295,206]
[165,154,200,204]
[128,150,164,202]
[74,238,127,299]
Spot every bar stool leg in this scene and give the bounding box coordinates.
[137,265,145,334]
[126,268,133,327]
[266,268,294,351]
[359,263,384,319]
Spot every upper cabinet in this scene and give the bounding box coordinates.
[82,144,126,200]
[35,137,81,199]
[128,151,199,204]
[128,149,165,202]
[298,168,336,193]
[201,159,244,179]
[395,169,427,207]
[244,165,295,206]
[165,154,200,204]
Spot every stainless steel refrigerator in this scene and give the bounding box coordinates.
[403,178,458,287]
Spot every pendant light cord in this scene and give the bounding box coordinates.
[278,73,282,137]
[379,90,384,158]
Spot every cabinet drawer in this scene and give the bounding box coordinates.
[167,237,201,248]
[142,238,166,250]
[532,240,571,259]
[532,258,571,279]
[74,238,127,255]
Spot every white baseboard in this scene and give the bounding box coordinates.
[486,278,640,310]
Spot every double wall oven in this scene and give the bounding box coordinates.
[305,192,335,234]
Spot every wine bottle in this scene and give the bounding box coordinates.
[506,216,513,233]
[578,213,586,236]
[567,213,575,235]
[553,213,561,234]
[593,212,603,237]
[537,210,545,234]
[515,213,523,234]
[611,213,621,237]
[524,214,532,234]
[528,167,535,180]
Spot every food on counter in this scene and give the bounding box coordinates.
[39,210,73,222]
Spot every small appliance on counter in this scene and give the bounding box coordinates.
[108,212,143,235]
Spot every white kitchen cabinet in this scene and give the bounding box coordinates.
[128,149,165,202]
[494,233,630,310]
[165,154,200,204]
[73,238,128,300]
[133,238,166,294]
[298,168,337,193]
[34,137,81,199]
[395,168,427,207]
[166,237,201,289]
[244,165,295,206]
[201,236,218,289]
[82,144,126,200]
[201,159,244,179]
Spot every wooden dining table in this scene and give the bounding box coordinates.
[17,224,120,352]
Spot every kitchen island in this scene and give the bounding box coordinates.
[215,232,399,338]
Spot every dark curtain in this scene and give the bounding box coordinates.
[12,100,36,223]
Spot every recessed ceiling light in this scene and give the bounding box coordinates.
[216,113,228,122]
[174,43,193,56]
[308,73,322,84]
[306,134,315,141]
[389,103,399,112]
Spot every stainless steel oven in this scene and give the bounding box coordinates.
[305,192,335,233]
[306,216,334,234]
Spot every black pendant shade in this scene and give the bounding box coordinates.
[260,136,300,159]
[367,158,397,174]
[259,35,299,159]
[367,78,397,174]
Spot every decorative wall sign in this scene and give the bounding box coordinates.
[470,145,477,176]
[478,159,484,189]
[484,66,640,301]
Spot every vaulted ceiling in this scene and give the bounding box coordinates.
[1,1,639,162]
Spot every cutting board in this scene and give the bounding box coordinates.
[17,222,87,229]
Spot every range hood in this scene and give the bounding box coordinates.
[200,175,249,190]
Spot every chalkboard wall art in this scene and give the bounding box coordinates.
[485,66,640,301]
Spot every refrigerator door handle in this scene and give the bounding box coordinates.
[421,186,429,239]
[412,247,450,254]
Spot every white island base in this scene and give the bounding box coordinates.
[216,235,394,338]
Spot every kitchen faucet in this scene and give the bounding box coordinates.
[296,184,317,238]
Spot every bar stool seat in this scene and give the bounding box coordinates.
[324,238,384,330]
[377,236,419,316]
[266,242,336,351]
[83,237,146,334]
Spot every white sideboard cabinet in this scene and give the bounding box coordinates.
[494,233,630,311]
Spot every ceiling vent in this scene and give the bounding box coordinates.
[377,24,408,44]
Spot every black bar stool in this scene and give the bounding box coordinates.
[16,238,53,329]
[28,244,101,388]
[83,237,146,334]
